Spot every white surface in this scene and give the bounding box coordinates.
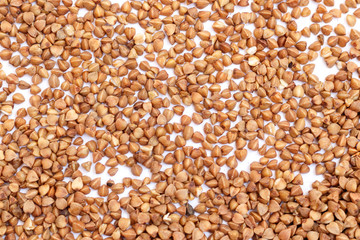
[4,0,355,210]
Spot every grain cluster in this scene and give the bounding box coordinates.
[0,0,360,239]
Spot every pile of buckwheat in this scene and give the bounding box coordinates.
[1,0,360,239]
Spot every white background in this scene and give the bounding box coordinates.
[4,0,355,219]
